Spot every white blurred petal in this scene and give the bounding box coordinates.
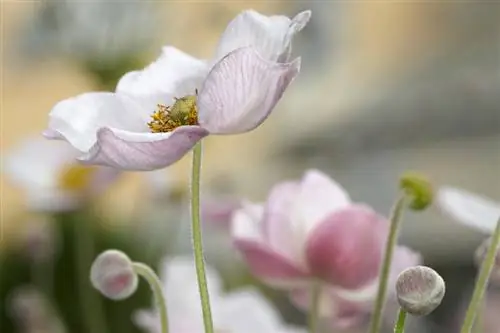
[438,186,500,233]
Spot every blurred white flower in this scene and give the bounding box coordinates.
[438,186,500,233]
[18,0,157,63]
[134,257,305,333]
[3,136,119,212]
[8,286,66,333]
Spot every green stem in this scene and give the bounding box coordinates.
[133,263,169,333]
[308,281,321,333]
[73,213,108,333]
[368,194,407,333]
[393,308,407,333]
[190,142,214,333]
[460,217,500,333]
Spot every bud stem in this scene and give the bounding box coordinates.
[369,194,407,333]
[132,263,169,333]
[460,217,500,333]
[393,308,407,333]
[191,142,214,333]
[308,281,321,333]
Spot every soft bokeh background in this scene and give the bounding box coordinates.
[1,1,499,333]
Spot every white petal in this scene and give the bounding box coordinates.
[198,47,300,134]
[295,170,351,234]
[4,137,79,190]
[214,10,311,63]
[116,46,208,98]
[216,288,283,332]
[230,201,265,242]
[438,186,500,233]
[48,92,154,152]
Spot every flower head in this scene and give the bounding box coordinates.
[231,170,421,325]
[90,250,138,301]
[395,266,445,316]
[289,245,421,328]
[3,136,119,211]
[438,186,500,233]
[46,10,311,171]
[134,256,304,333]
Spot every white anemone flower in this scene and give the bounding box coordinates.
[46,10,312,171]
[438,186,500,233]
[134,257,305,333]
[3,137,119,212]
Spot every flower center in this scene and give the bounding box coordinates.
[59,164,96,191]
[148,95,198,133]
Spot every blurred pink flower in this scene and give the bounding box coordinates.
[201,196,242,228]
[231,170,421,326]
[3,136,119,211]
[134,257,305,333]
[438,186,500,233]
[46,10,311,171]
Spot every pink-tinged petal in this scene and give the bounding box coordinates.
[438,186,500,233]
[197,47,300,134]
[262,181,304,262]
[233,239,309,288]
[78,126,208,171]
[305,205,388,289]
[116,46,208,98]
[388,246,422,289]
[290,288,369,328]
[214,10,311,63]
[202,197,242,228]
[48,92,154,152]
[297,170,351,234]
[231,201,265,242]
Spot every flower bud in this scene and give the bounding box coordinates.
[399,172,433,211]
[396,265,445,316]
[90,250,138,300]
[475,237,500,284]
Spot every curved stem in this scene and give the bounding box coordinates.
[393,308,407,333]
[308,281,321,333]
[190,142,214,333]
[460,217,500,333]
[133,263,169,333]
[368,194,407,333]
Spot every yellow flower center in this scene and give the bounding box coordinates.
[58,164,97,191]
[148,95,198,133]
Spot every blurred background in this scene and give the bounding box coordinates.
[1,1,499,333]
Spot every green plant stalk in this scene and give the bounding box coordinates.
[393,308,407,333]
[460,217,500,333]
[73,213,107,333]
[133,263,169,333]
[308,281,322,333]
[190,142,214,333]
[368,194,407,333]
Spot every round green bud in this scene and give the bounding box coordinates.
[399,172,433,211]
